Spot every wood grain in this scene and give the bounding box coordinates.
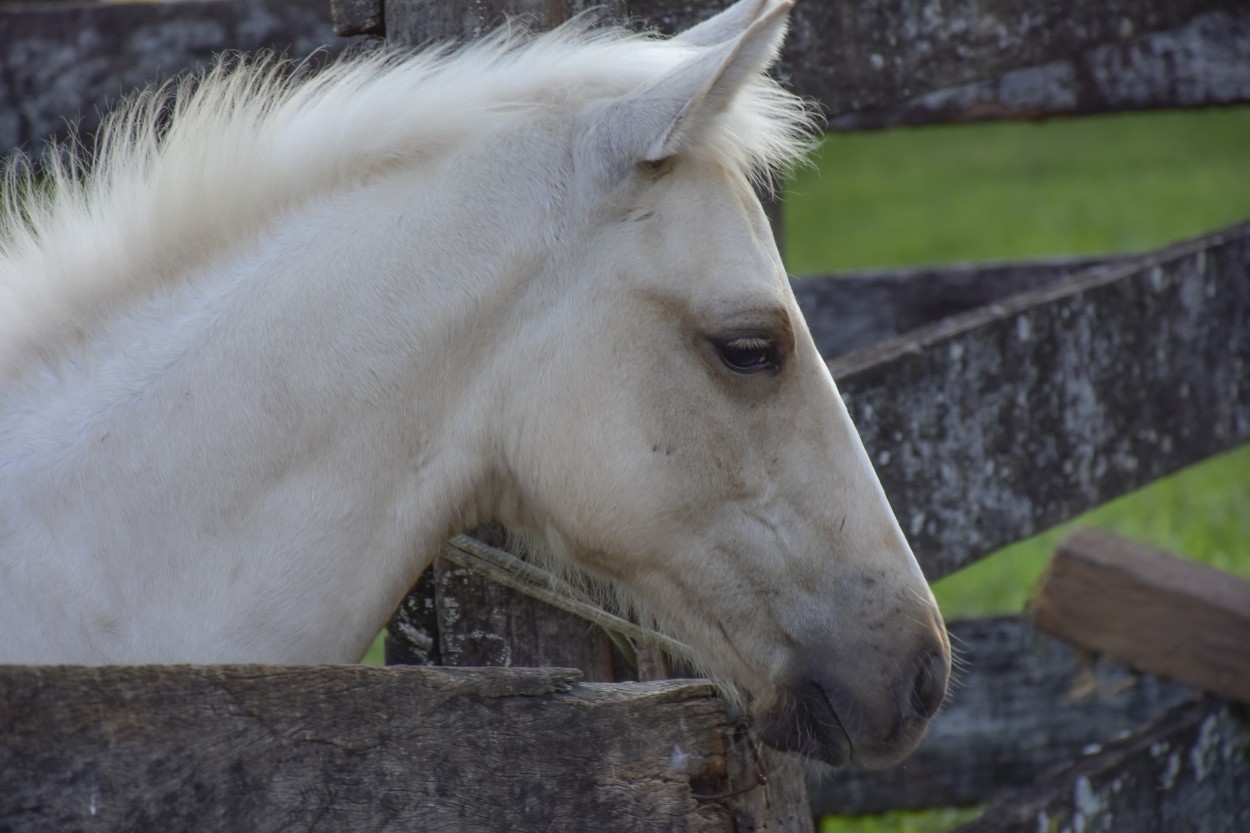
[828,9,1250,130]
[7,0,1247,154]
[1034,528,1250,705]
[0,665,806,833]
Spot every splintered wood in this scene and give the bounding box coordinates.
[1033,527,1250,705]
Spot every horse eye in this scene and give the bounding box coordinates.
[718,336,777,374]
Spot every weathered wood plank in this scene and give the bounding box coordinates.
[9,0,1246,155]
[382,0,1243,121]
[644,0,1240,119]
[792,254,1116,360]
[829,8,1250,130]
[1034,528,1250,705]
[0,0,347,154]
[834,222,1250,580]
[951,698,1250,833]
[807,615,1195,814]
[0,664,808,833]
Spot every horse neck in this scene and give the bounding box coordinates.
[0,139,564,664]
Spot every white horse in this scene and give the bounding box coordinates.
[0,0,948,768]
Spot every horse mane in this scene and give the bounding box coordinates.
[0,18,815,371]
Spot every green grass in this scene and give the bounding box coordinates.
[362,630,386,665]
[784,108,1250,273]
[819,809,982,833]
[787,107,1250,832]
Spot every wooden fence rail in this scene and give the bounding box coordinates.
[6,0,1246,155]
[345,0,1250,124]
[0,665,809,833]
[836,222,1250,579]
[793,254,1115,360]
[828,7,1250,130]
[946,530,1250,832]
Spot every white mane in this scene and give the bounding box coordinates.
[0,19,814,373]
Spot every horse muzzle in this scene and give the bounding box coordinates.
[751,632,950,769]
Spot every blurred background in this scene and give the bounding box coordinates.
[785,108,1250,624]
[785,104,1250,833]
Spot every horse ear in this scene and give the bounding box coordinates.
[589,0,791,173]
[672,0,771,47]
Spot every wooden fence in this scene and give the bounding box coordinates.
[0,0,351,153]
[2,0,1248,830]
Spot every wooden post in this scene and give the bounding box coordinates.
[431,527,622,679]
[386,525,633,680]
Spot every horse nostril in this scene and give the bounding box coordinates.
[909,649,947,721]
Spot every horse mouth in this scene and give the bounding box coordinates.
[749,652,946,769]
[751,679,855,768]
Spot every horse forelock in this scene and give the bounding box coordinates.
[0,18,815,374]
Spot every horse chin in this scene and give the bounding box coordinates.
[750,679,853,769]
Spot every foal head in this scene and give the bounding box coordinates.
[487,0,949,768]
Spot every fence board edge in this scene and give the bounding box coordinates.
[832,222,1250,579]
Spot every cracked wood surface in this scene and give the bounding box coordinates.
[0,664,809,833]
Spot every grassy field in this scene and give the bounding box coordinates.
[784,107,1250,273]
[787,106,1250,832]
